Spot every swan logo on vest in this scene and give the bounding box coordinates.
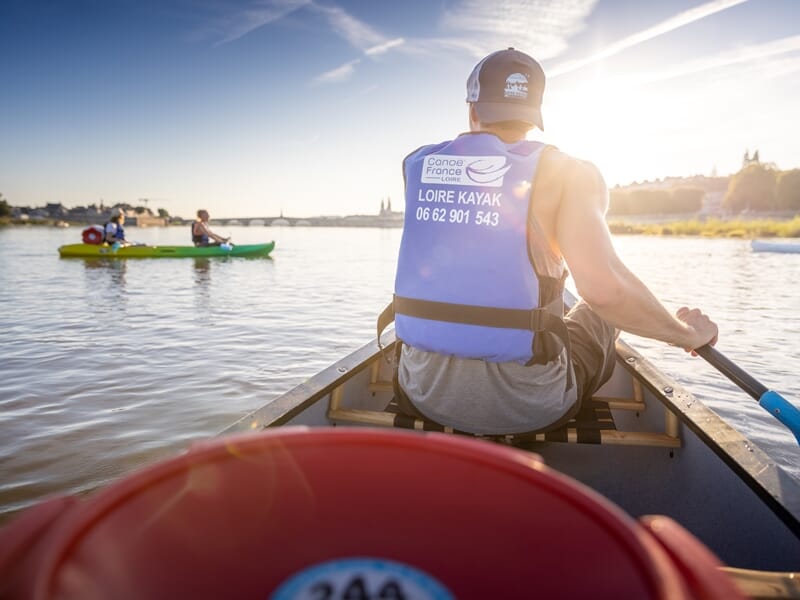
[421,154,511,187]
[504,73,529,99]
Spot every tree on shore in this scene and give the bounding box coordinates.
[723,164,778,212]
[776,169,800,211]
[669,187,704,213]
[0,193,10,217]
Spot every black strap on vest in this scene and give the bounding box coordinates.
[377,295,573,391]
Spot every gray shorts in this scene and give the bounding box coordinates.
[395,299,617,433]
[564,300,617,403]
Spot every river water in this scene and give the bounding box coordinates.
[0,225,798,524]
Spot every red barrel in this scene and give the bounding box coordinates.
[81,226,105,245]
[3,428,742,599]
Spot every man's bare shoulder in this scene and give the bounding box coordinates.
[535,146,608,216]
[539,145,604,185]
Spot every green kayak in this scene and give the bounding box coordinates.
[58,241,275,258]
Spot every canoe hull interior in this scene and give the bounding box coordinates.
[223,332,800,573]
[57,242,275,258]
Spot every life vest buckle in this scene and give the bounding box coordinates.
[529,308,547,332]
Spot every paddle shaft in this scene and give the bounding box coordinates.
[695,345,767,400]
[696,344,800,444]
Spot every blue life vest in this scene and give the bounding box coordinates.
[105,222,125,243]
[393,133,567,365]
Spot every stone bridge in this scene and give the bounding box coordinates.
[209,214,403,228]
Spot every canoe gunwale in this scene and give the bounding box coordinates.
[614,340,800,538]
[222,331,395,432]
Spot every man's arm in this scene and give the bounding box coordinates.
[551,153,717,351]
[208,229,227,243]
[197,222,227,243]
[203,223,227,243]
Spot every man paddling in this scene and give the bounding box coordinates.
[192,210,230,247]
[389,48,718,435]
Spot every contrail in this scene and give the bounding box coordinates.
[549,0,751,77]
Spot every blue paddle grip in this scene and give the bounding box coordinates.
[759,391,800,444]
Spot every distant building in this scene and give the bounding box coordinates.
[743,149,760,168]
[45,203,69,217]
[128,214,167,227]
[378,196,403,226]
[698,191,725,216]
[271,210,290,227]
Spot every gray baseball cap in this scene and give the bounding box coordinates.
[466,48,545,130]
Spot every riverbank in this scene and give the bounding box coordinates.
[608,216,800,238]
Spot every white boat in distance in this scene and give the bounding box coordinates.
[751,239,800,253]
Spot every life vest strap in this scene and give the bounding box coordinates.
[393,295,551,331]
[378,295,573,390]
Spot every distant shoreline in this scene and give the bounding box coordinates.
[3,215,799,238]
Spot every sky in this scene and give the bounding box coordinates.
[1,0,799,219]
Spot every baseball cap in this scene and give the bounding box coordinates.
[466,48,545,130]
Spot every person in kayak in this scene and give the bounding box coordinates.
[388,48,718,435]
[192,210,230,247]
[104,208,130,247]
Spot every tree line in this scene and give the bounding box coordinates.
[609,187,706,216]
[0,195,171,221]
[609,163,800,216]
[723,164,800,212]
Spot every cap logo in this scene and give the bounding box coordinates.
[504,73,528,100]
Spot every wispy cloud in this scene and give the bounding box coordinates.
[312,4,388,51]
[440,0,599,60]
[311,58,361,85]
[309,5,405,84]
[365,38,405,56]
[201,0,406,84]
[207,0,312,46]
[548,0,750,77]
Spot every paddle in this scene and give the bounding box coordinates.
[695,345,800,444]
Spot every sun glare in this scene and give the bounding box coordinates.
[546,75,677,187]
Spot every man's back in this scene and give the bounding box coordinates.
[396,136,585,434]
[392,47,717,437]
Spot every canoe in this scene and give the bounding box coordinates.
[1,295,798,599]
[751,239,800,254]
[218,310,800,596]
[57,241,275,258]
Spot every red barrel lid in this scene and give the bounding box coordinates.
[34,428,711,599]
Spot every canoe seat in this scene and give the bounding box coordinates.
[327,373,681,449]
[384,398,617,446]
